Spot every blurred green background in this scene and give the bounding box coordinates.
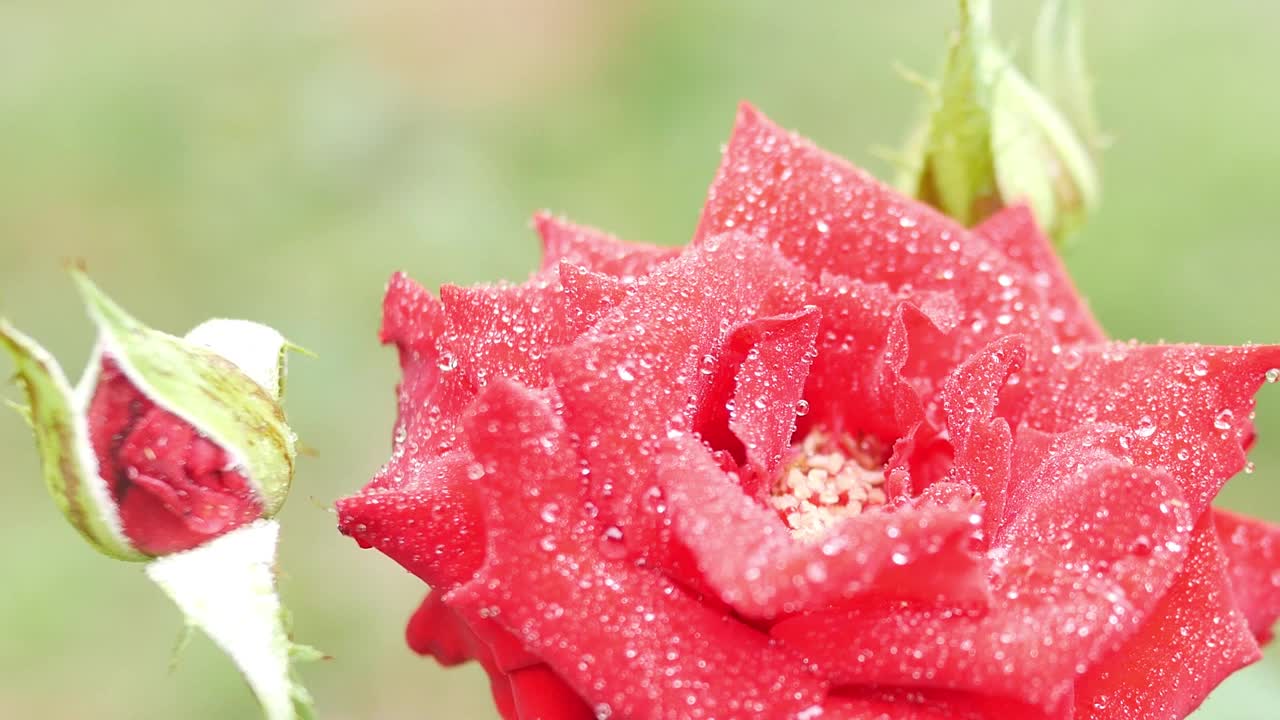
[1,1,1277,718]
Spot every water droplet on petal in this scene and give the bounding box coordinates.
[1135,416,1157,439]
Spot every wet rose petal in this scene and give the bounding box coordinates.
[1212,507,1280,642]
[1073,514,1261,720]
[1022,342,1280,517]
[973,204,1104,345]
[535,212,677,279]
[773,454,1191,710]
[448,380,828,719]
[548,233,805,559]
[662,434,988,620]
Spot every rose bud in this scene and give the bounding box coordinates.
[899,0,1101,242]
[2,271,315,720]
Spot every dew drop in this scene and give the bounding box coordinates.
[616,365,636,382]
[795,399,810,417]
[1135,416,1157,439]
[1267,368,1280,384]
[1130,535,1152,556]
[437,352,458,372]
[1214,409,1234,431]
[599,525,628,560]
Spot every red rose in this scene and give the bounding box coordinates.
[338,105,1280,719]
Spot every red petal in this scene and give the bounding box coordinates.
[337,450,485,590]
[1214,507,1280,642]
[822,688,1066,720]
[1022,342,1280,518]
[662,435,987,620]
[1073,512,1261,720]
[941,337,1024,541]
[380,272,475,455]
[534,213,677,279]
[555,261,629,337]
[696,104,1061,386]
[403,591,532,720]
[439,276,570,390]
[548,233,805,560]
[690,307,820,482]
[89,357,261,554]
[802,275,958,446]
[448,379,827,720]
[509,666,596,720]
[406,590,486,666]
[773,457,1192,709]
[972,205,1104,344]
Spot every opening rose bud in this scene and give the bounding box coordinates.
[88,357,263,555]
[1,271,295,560]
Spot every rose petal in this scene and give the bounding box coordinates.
[535,212,677,279]
[548,233,805,560]
[439,276,571,389]
[509,666,596,720]
[381,272,474,454]
[773,456,1192,709]
[942,337,1025,541]
[696,104,1059,385]
[822,687,1067,720]
[403,591,525,720]
[689,307,820,482]
[337,450,484,589]
[1073,512,1261,720]
[662,435,987,620]
[1213,506,1280,642]
[1022,342,1280,518]
[448,379,828,720]
[972,204,1104,345]
[555,261,629,337]
[802,275,958,446]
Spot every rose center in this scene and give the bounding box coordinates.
[768,429,888,542]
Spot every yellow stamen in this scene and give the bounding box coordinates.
[769,429,887,542]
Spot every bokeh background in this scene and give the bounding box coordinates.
[2,1,1277,718]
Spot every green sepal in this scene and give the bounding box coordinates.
[1033,0,1103,161]
[71,272,297,517]
[0,319,145,561]
[5,398,33,426]
[146,520,317,720]
[900,0,1101,243]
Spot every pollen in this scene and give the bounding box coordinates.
[769,429,888,542]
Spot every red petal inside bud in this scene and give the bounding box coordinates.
[88,357,263,555]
